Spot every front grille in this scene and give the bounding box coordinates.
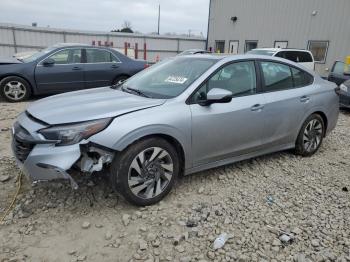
[13,138,34,162]
[12,123,34,163]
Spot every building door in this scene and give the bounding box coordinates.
[274,41,288,48]
[245,41,258,53]
[215,41,225,53]
[228,41,239,54]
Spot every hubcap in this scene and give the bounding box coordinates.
[303,119,323,152]
[128,147,174,199]
[4,81,26,100]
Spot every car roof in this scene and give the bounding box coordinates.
[252,48,312,53]
[178,54,317,75]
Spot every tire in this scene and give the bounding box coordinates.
[110,137,179,206]
[112,75,129,86]
[295,114,325,157]
[0,76,31,102]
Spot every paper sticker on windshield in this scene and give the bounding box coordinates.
[165,76,188,84]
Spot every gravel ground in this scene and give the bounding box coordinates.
[0,98,350,262]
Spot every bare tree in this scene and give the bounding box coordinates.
[122,20,132,30]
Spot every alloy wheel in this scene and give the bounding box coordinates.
[4,81,26,100]
[303,119,323,153]
[128,147,174,199]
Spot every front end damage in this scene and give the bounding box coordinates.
[11,112,114,189]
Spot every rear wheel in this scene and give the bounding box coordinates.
[0,76,31,102]
[110,138,179,206]
[295,114,325,156]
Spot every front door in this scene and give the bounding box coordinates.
[228,41,239,55]
[190,61,266,166]
[83,48,123,88]
[35,48,84,93]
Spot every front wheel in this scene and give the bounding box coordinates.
[0,76,31,102]
[110,138,179,206]
[295,114,325,157]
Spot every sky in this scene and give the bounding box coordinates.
[0,0,210,36]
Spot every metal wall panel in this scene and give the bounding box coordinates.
[179,40,206,51]
[208,0,350,76]
[0,23,206,62]
[15,30,63,47]
[0,46,14,57]
[0,28,13,44]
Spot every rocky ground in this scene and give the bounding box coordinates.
[0,98,350,262]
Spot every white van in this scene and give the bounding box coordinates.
[247,48,315,71]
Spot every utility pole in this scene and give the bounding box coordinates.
[157,4,160,35]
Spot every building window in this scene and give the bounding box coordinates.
[245,41,258,53]
[308,41,329,63]
[215,41,225,53]
[274,41,288,48]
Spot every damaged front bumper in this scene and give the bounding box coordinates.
[11,112,114,189]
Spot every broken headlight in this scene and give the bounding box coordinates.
[39,118,111,146]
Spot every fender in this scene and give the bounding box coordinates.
[110,124,192,169]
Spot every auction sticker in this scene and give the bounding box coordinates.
[165,76,188,84]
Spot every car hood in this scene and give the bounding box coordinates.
[27,87,166,125]
[0,57,22,64]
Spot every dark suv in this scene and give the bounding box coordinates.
[328,61,350,86]
[0,43,147,102]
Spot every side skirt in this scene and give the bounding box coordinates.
[184,143,295,175]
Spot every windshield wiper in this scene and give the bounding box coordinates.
[122,86,150,98]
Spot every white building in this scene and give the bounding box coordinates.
[207,0,350,76]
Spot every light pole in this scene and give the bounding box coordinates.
[157,4,160,35]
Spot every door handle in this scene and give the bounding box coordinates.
[111,64,119,69]
[251,104,264,111]
[72,66,82,71]
[300,96,310,103]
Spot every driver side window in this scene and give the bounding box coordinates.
[192,61,257,102]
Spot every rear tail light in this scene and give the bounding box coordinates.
[144,63,150,69]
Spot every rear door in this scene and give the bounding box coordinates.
[35,48,84,93]
[83,48,122,88]
[328,61,350,85]
[258,60,314,147]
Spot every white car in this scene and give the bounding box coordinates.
[247,48,315,71]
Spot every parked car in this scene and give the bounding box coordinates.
[0,43,147,102]
[177,49,211,56]
[247,48,315,70]
[12,54,339,205]
[339,79,350,109]
[327,60,350,86]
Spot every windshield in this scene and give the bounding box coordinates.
[119,57,218,98]
[247,49,276,56]
[22,47,56,63]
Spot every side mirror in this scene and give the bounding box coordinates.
[42,58,55,66]
[198,88,232,106]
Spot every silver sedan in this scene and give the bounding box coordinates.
[12,54,339,205]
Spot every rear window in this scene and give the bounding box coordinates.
[277,51,313,63]
[86,49,118,63]
[291,67,314,87]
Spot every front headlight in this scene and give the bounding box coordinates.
[340,83,348,92]
[39,118,111,146]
